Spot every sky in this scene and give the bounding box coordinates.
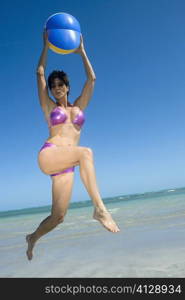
[0,0,185,211]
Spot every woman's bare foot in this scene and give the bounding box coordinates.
[93,208,120,233]
[26,234,36,260]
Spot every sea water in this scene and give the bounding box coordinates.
[0,187,185,278]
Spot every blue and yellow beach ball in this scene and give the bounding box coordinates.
[45,12,81,54]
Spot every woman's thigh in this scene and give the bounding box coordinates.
[51,172,74,217]
[38,145,86,175]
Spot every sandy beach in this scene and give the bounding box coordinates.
[0,188,185,278]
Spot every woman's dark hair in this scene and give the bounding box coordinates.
[48,70,70,98]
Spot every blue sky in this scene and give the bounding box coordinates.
[1,0,185,211]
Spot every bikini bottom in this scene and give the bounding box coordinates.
[39,142,75,177]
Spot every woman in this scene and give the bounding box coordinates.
[26,31,120,260]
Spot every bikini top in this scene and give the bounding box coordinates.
[48,106,85,128]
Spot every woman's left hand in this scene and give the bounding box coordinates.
[74,35,85,54]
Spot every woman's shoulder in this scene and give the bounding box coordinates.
[71,102,85,112]
[43,103,57,119]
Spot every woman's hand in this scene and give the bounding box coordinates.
[74,35,85,54]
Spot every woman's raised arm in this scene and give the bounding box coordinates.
[73,35,96,110]
[36,31,55,112]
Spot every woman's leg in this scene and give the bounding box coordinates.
[26,172,74,260]
[78,148,120,233]
[38,146,120,233]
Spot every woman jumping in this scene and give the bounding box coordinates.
[26,31,120,260]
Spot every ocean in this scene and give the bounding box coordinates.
[0,187,185,278]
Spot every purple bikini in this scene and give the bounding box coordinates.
[39,106,85,177]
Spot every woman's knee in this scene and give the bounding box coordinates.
[80,147,93,161]
[51,212,66,225]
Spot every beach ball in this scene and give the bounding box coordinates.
[45,12,81,54]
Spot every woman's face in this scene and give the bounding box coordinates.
[50,78,69,100]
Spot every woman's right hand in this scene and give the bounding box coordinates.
[43,29,49,48]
